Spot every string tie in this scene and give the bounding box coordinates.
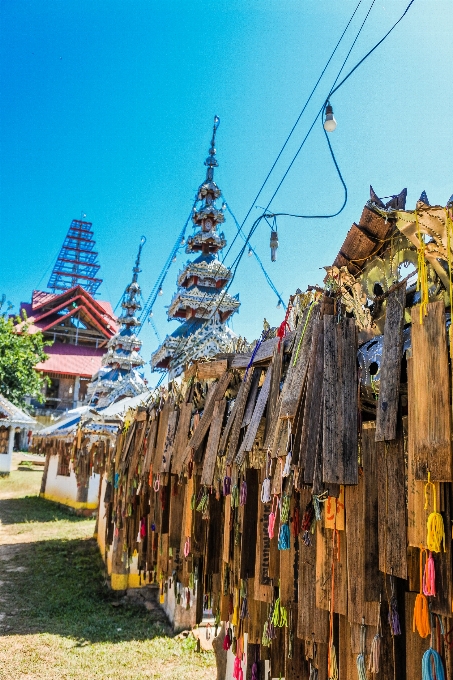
[278,523,290,550]
[231,484,239,508]
[233,656,243,680]
[268,496,279,539]
[261,477,271,503]
[282,450,292,477]
[223,475,231,496]
[240,480,247,505]
[356,621,367,680]
[421,648,445,680]
[424,473,446,553]
[422,550,436,596]
[388,576,401,636]
[413,548,431,638]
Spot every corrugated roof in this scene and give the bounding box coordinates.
[35,343,105,377]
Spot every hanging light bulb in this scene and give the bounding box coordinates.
[248,248,252,257]
[270,230,279,262]
[149,310,153,318]
[181,237,186,246]
[323,102,337,132]
[277,300,282,309]
[172,254,177,263]
[158,287,163,296]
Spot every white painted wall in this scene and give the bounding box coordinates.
[0,427,14,474]
[44,455,100,509]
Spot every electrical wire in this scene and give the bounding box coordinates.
[224,201,286,309]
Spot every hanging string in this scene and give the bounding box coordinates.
[292,506,300,537]
[271,594,288,628]
[413,548,431,638]
[278,522,290,550]
[388,576,401,636]
[424,472,446,553]
[293,298,317,365]
[422,549,436,597]
[268,496,279,539]
[277,303,292,348]
[240,479,247,506]
[356,620,367,680]
[328,529,339,680]
[313,491,329,521]
[302,499,315,546]
[445,207,453,357]
[261,477,271,504]
[415,209,429,323]
[368,596,382,674]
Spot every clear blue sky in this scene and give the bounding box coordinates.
[1,0,452,383]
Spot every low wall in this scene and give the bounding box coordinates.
[42,454,100,513]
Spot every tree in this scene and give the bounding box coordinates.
[0,299,51,408]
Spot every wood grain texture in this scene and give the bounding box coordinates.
[377,427,407,579]
[280,303,320,419]
[196,359,228,380]
[323,316,358,485]
[200,399,227,486]
[375,283,406,441]
[299,319,324,476]
[171,402,193,474]
[411,301,452,481]
[160,408,178,473]
[225,370,254,464]
[405,592,430,679]
[361,424,383,602]
[236,366,272,465]
[231,331,295,368]
[184,372,231,462]
[240,468,259,580]
[315,524,347,615]
[254,497,273,603]
[169,476,185,549]
[242,368,262,428]
[264,343,283,446]
[152,402,170,470]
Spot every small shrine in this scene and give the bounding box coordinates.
[86,238,148,407]
[151,117,240,376]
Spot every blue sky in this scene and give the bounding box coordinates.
[1,0,452,383]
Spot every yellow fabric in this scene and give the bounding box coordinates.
[424,472,446,553]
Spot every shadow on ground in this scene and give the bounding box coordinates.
[0,534,170,644]
[0,495,89,525]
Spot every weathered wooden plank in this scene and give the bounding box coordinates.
[431,482,452,616]
[160,408,178,473]
[225,370,254,464]
[242,367,262,428]
[169,475,185,549]
[254,496,273,603]
[361,424,383,602]
[236,367,272,465]
[315,524,347,615]
[377,426,407,579]
[171,402,193,474]
[152,402,170,469]
[407,366,441,547]
[200,399,226,487]
[299,319,323,473]
[222,493,231,564]
[142,416,158,478]
[323,316,358,485]
[231,331,295,368]
[332,206,391,276]
[184,372,231,461]
[285,607,309,680]
[375,282,406,441]
[240,468,259,580]
[345,450,380,625]
[280,303,320,419]
[196,359,228,380]
[411,301,452,481]
[264,342,283,445]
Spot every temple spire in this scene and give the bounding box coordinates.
[204,115,220,181]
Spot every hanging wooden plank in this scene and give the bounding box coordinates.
[231,331,295,368]
[264,343,283,445]
[375,282,406,441]
[240,468,259,580]
[142,416,158,479]
[200,399,227,487]
[184,372,231,462]
[254,497,273,603]
[152,402,170,470]
[222,494,231,564]
[285,607,309,680]
[431,482,452,616]
[246,587,268,644]
[280,303,320,419]
[171,402,193,474]
[206,494,222,575]
[323,316,358,485]
[236,366,272,465]
[411,301,452,481]
[315,524,347,615]
[377,425,407,579]
[345,447,380,625]
[160,408,178,473]
[226,370,254,464]
[242,367,262,428]
[196,359,228,380]
[300,320,324,477]
[169,476,185,549]
[407,366,441,547]
[361,424,383,602]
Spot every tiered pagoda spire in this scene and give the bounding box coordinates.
[151,117,240,376]
[86,238,148,407]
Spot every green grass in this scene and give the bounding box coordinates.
[0,468,216,679]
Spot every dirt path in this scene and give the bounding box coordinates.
[0,458,215,679]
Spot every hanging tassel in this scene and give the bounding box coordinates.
[413,548,431,638]
[240,480,247,505]
[356,621,367,680]
[231,484,239,508]
[368,634,381,674]
[223,475,231,496]
[233,655,243,680]
[276,303,292,349]
[388,576,401,636]
[280,494,291,523]
[278,523,290,550]
[292,506,300,537]
[261,477,271,503]
[422,648,445,680]
[423,550,436,596]
[425,473,446,553]
[301,499,315,546]
[282,450,292,477]
[268,496,278,539]
[223,626,232,650]
[328,644,338,680]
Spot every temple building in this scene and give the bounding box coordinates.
[151,117,240,377]
[17,219,118,423]
[85,237,148,408]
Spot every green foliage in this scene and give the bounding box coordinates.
[0,300,51,408]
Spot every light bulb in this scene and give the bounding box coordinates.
[277,300,282,309]
[323,103,337,132]
[172,255,177,263]
[149,310,153,318]
[158,288,163,296]
[248,248,252,257]
[181,237,186,246]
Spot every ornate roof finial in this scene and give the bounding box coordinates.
[205,115,220,181]
[132,235,146,283]
[419,190,430,206]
